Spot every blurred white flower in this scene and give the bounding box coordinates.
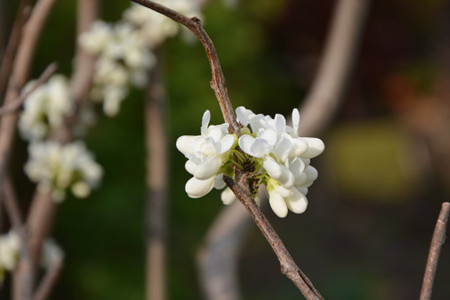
[0,231,20,273]
[41,239,64,269]
[25,141,103,202]
[19,75,73,141]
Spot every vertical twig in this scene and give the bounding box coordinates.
[419,202,450,300]
[0,0,56,200]
[145,53,169,300]
[2,176,23,228]
[0,0,32,101]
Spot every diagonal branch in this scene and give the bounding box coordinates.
[0,62,58,116]
[131,0,239,134]
[132,1,322,298]
[419,202,450,300]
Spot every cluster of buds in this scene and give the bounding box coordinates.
[24,141,103,202]
[176,107,324,218]
[18,75,73,141]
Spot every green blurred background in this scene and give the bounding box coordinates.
[2,0,450,299]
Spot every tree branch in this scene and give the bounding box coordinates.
[132,1,323,298]
[32,260,63,300]
[0,62,58,116]
[1,176,23,228]
[131,0,239,134]
[145,52,169,300]
[419,202,450,300]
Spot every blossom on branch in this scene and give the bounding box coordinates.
[24,141,103,202]
[176,107,324,218]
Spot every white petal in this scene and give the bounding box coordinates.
[194,155,222,180]
[214,174,226,189]
[185,160,198,175]
[218,134,235,154]
[303,166,318,187]
[238,135,255,155]
[292,109,300,136]
[201,110,210,135]
[268,190,288,218]
[221,187,237,205]
[302,138,325,158]
[289,157,306,179]
[263,156,282,179]
[236,106,254,126]
[176,135,200,155]
[273,136,293,162]
[250,138,271,157]
[290,138,308,157]
[207,126,222,142]
[274,114,286,134]
[185,176,215,198]
[278,166,294,189]
[285,188,308,214]
[259,129,277,146]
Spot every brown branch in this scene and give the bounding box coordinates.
[0,0,57,198]
[299,0,371,136]
[419,202,450,300]
[32,260,63,300]
[0,62,58,116]
[0,0,32,102]
[1,176,23,228]
[131,0,239,134]
[145,52,169,300]
[69,0,98,105]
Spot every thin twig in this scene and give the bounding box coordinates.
[0,62,58,116]
[1,176,24,228]
[0,0,32,101]
[132,2,323,298]
[145,52,169,300]
[32,260,63,300]
[131,0,239,134]
[419,202,450,300]
[0,0,57,199]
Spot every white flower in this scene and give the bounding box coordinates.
[176,110,236,198]
[236,106,324,217]
[24,141,103,202]
[0,231,20,272]
[19,75,73,141]
[41,239,64,269]
[78,21,113,54]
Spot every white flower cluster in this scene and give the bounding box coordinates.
[18,75,73,141]
[0,231,20,280]
[25,141,103,202]
[176,107,324,218]
[0,231,64,283]
[79,1,202,116]
[79,21,155,116]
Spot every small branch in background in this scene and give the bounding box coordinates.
[419,202,450,300]
[69,0,98,106]
[0,0,32,102]
[0,0,57,200]
[131,0,239,134]
[1,176,23,228]
[299,0,371,137]
[0,62,58,116]
[196,202,252,300]
[145,53,169,300]
[32,260,63,300]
